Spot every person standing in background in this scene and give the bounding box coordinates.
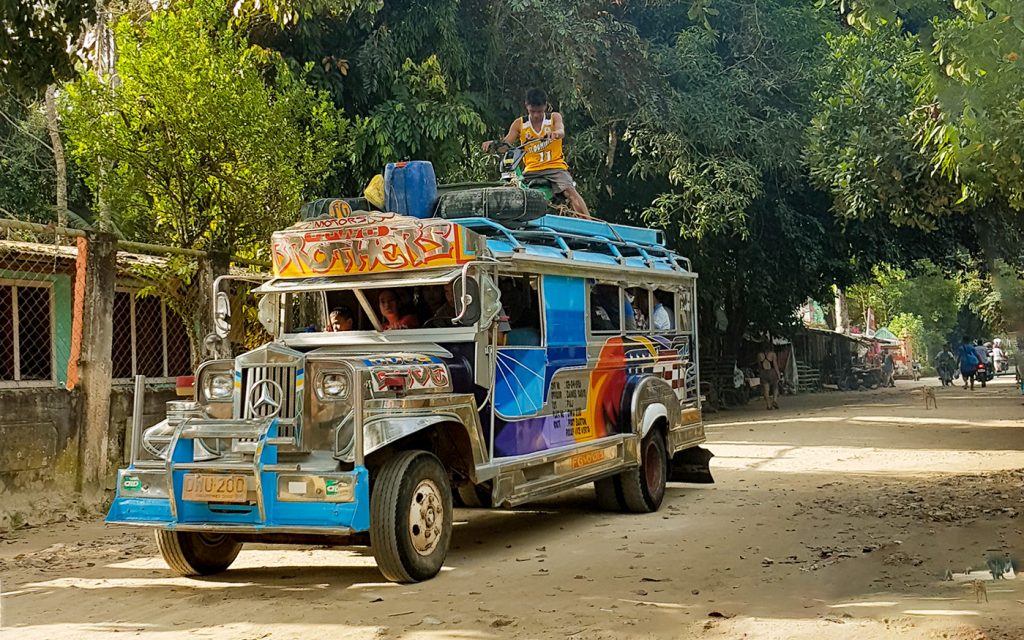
[958,336,979,390]
[757,338,781,410]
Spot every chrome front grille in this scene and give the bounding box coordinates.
[239,363,300,443]
[241,363,297,419]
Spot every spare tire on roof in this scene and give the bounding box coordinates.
[434,187,548,225]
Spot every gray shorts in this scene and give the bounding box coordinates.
[523,169,576,195]
[759,368,779,387]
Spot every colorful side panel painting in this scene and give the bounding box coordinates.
[271,212,478,278]
[494,335,694,457]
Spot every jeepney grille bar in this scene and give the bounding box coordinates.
[241,363,298,438]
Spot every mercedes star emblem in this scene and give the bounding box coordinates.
[247,379,284,418]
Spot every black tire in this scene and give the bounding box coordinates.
[434,187,548,224]
[370,451,453,583]
[594,475,625,511]
[619,430,668,513]
[456,482,493,508]
[155,530,242,576]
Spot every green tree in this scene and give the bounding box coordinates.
[0,0,97,93]
[814,1,1024,260]
[63,0,346,360]
[63,0,345,253]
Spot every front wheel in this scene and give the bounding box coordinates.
[155,530,242,576]
[370,451,453,583]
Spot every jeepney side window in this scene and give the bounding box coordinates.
[627,287,650,333]
[651,288,675,333]
[590,283,621,334]
[324,289,372,330]
[284,291,326,333]
[678,287,694,333]
[499,274,542,346]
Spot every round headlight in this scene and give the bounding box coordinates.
[321,373,349,399]
[208,372,234,399]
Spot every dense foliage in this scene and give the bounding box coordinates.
[62,1,343,253]
[2,0,1021,346]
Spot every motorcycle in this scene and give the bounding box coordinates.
[937,364,954,387]
[485,138,576,215]
[976,361,992,387]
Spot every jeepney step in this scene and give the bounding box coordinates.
[266,437,296,447]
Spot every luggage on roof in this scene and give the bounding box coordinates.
[434,187,548,224]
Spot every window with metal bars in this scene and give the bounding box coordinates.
[112,290,192,382]
[0,282,54,384]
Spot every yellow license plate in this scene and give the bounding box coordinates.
[182,474,248,503]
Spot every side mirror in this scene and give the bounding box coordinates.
[257,293,281,336]
[453,277,481,326]
[214,291,231,339]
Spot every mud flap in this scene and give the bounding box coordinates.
[668,446,714,484]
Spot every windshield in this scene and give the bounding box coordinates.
[284,282,461,334]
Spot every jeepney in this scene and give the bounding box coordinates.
[107,208,713,583]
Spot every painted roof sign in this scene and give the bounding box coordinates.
[271,212,481,278]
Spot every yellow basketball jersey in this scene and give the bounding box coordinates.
[519,116,568,172]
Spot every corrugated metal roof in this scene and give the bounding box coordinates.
[0,239,254,274]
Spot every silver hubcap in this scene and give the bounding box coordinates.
[408,479,444,556]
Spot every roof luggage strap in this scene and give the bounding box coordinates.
[602,221,627,245]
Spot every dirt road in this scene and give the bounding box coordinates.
[2,378,1022,639]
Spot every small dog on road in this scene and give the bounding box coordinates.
[922,386,937,410]
[971,579,988,603]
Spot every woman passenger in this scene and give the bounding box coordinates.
[378,289,419,330]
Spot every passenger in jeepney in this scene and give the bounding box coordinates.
[590,287,616,331]
[325,306,354,332]
[652,290,674,332]
[419,285,447,322]
[500,279,539,346]
[377,289,419,330]
[425,285,457,328]
[629,288,649,330]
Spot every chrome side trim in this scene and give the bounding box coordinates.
[106,521,356,536]
[488,435,640,507]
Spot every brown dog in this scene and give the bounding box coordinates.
[972,579,988,603]
[923,386,937,410]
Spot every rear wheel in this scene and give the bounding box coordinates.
[594,475,625,511]
[155,530,242,576]
[619,430,668,513]
[370,451,453,583]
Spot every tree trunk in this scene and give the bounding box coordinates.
[93,1,116,233]
[834,287,849,334]
[44,85,68,228]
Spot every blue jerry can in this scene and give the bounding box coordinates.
[384,161,438,219]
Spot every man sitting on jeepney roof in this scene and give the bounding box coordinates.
[481,87,591,218]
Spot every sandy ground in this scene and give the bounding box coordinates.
[1,377,1022,640]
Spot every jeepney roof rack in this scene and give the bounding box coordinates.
[451,214,692,274]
